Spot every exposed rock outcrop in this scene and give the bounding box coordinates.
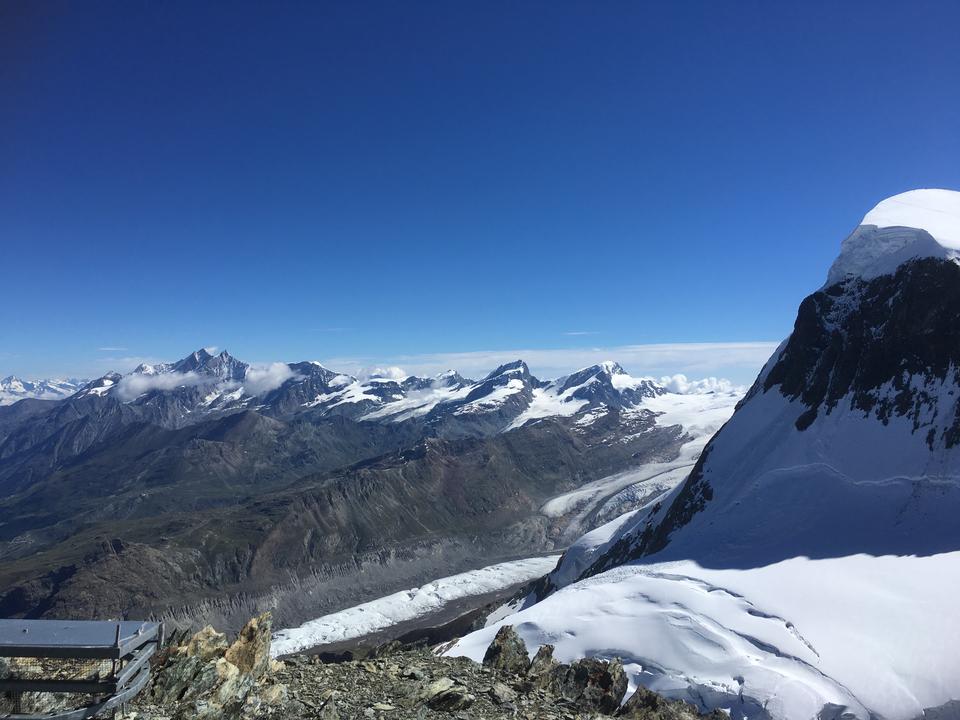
[482,624,530,675]
[617,684,729,719]
[141,612,287,720]
[97,616,725,719]
[556,657,628,714]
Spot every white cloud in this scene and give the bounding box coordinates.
[115,371,205,401]
[563,331,599,336]
[97,346,128,352]
[360,366,408,381]
[319,341,779,387]
[244,362,300,396]
[659,374,743,395]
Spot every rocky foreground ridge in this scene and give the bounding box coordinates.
[119,613,720,720]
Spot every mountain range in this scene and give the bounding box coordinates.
[0,376,88,406]
[0,350,738,633]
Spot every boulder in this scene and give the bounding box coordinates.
[486,680,518,705]
[417,676,456,702]
[426,686,476,711]
[556,657,628,714]
[481,625,530,675]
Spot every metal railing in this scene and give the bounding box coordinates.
[0,620,163,720]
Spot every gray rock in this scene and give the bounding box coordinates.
[417,676,456,702]
[427,686,476,712]
[486,681,518,705]
[618,684,726,719]
[526,644,561,690]
[482,625,530,675]
[556,657,628,714]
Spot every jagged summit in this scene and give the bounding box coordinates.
[485,360,530,379]
[172,347,248,381]
[827,188,960,284]
[1,347,719,439]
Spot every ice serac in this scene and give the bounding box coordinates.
[447,189,960,720]
[826,188,960,284]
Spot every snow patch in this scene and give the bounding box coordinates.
[506,386,589,430]
[447,553,960,720]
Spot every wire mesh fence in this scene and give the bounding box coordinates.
[0,620,162,719]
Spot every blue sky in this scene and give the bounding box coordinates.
[2,1,958,383]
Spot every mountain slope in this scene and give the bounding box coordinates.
[449,189,960,720]
[0,349,737,632]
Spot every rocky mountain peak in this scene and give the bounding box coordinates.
[827,188,960,285]
[173,348,248,382]
[485,360,531,380]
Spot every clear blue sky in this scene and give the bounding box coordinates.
[2,1,959,381]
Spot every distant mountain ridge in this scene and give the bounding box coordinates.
[5,348,696,437]
[0,346,740,633]
[0,376,88,405]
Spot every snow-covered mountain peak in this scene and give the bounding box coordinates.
[862,188,960,245]
[827,188,960,285]
[0,376,89,405]
[1,376,26,393]
[74,373,122,399]
[598,360,625,375]
[484,360,530,380]
[435,369,467,386]
[172,348,248,381]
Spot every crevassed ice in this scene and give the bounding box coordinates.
[826,188,960,285]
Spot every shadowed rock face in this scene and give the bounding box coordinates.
[579,257,960,579]
[763,258,960,442]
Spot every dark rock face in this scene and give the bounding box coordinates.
[525,643,561,690]
[578,257,960,579]
[482,625,531,675]
[617,684,728,719]
[763,258,960,445]
[477,626,638,715]
[560,363,665,410]
[556,657,628,714]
